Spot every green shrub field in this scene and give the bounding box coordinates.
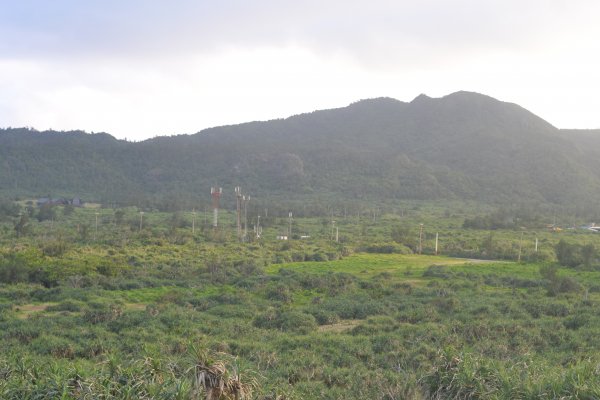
[1,203,600,399]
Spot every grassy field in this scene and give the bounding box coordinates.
[267,253,511,277]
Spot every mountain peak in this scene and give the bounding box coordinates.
[350,97,405,107]
[409,91,502,107]
[442,91,501,104]
[345,97,406,114]
[410,93,432,104]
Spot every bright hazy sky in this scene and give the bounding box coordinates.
[1,0,599,140]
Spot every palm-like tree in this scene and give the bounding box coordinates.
[190,347,256,400]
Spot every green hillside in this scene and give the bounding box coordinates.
[1,92,599,209]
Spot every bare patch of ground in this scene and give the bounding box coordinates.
[14,303,54,319]
[124,303,147,311]
[318,319,361,333]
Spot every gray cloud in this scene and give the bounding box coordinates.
[0,0,590,64]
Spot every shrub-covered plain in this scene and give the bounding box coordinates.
[1,203,600,399]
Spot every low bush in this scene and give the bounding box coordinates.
[253,309,317,334]
[46,300,82,312]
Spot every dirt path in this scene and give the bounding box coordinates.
[462,258,510,264]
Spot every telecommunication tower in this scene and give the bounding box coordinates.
[210,187,222,228]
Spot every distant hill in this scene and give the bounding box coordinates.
[2,91,600,210]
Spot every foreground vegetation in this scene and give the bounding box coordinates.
[1,202,600,399]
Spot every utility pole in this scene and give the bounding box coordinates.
[288,211,293,238]
[235,186,243,242]
[243,195,250,241]
[535,237,538,253]
[211,187,222,229]
[256,215,261,239]
[331,220,336,241]
[518,231,524,262]
[418,224,424,255]
[435,232,439,255]
[235,187,242,240]
[15,211,23,239]
[94,212,99,241]
[192,209,196,234]
[235,187,250,241]
[139,211,144,232]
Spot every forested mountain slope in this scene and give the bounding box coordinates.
[1,92,599,208]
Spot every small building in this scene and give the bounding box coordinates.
[37,197,67,206]
[36,197,51,206]
[582,223,600,233]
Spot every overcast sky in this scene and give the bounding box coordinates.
[1,0,599,140]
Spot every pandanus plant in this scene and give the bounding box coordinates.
[190,346,257,400]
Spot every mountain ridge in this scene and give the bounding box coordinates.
[1,92,598,209]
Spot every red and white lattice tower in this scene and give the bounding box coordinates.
[211,187,222,228]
